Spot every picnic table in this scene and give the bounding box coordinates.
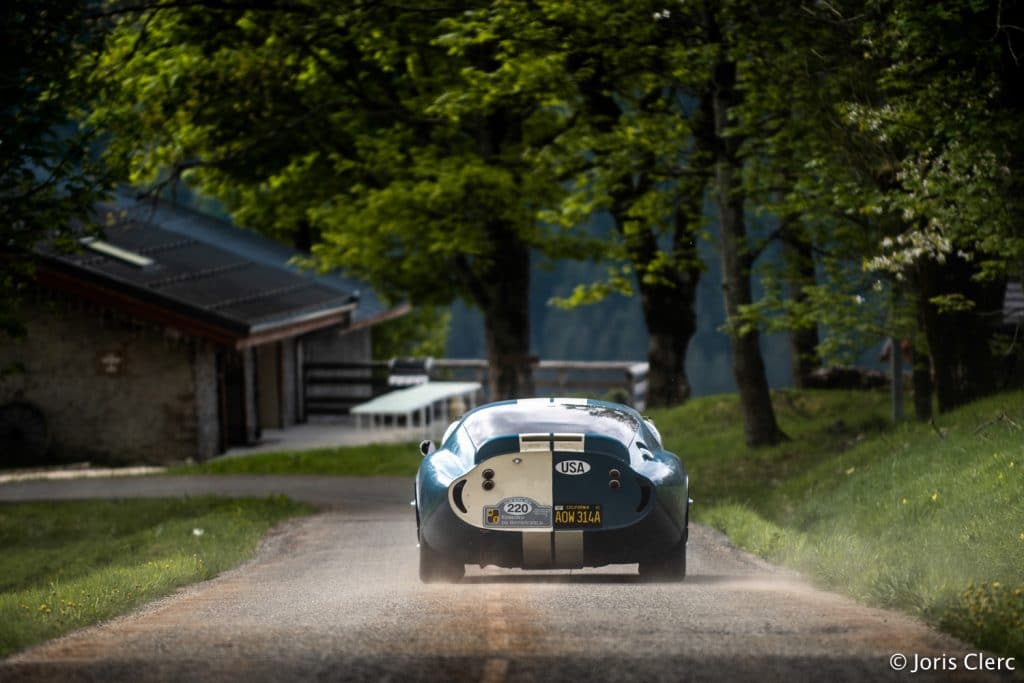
[349,381,481,435]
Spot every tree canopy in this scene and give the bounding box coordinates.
[6,0,1021,434]
[1,0,115,337]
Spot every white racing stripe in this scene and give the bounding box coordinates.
[553,530,584,568]
[521,530,552,568]
[518,434,552,452]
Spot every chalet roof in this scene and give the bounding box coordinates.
[108,193,391,325]
[33,200,381,348]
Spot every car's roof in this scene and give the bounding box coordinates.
[459,397,641,447]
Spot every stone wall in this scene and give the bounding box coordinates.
[0,297,206,465]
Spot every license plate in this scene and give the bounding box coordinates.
[553,503,602,529]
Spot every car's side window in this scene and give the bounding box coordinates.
[441,420,459,447]
[451,424,476,457]
[642,417,663,449]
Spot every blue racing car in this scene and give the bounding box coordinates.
[414,397,690,582]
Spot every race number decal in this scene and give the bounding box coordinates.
[483,497,552,528]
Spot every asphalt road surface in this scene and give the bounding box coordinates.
[0,476,1017,682]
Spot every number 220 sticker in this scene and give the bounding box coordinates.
[483,497,552,528]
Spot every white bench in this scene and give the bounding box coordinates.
[349,381,481,436]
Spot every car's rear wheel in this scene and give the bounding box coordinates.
[418,537,465,583]
[640,501,690,582]
[638,533,687,582]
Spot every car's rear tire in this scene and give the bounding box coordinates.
[418,538,465,583]
[638,535,687,582]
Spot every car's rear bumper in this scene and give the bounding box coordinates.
[419,486,688,569]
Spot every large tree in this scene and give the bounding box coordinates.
[853,1,1024,412]
[436,1,716,408]
[88,0,569,399]
[732,0,1024,418]
[443,0,799,432]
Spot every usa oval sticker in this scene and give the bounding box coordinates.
[554,460,591,475]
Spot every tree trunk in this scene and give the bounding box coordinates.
[466,109,534,401]
[782,222,819,388]
[474,224,534,401]
[629,226,700,408]
[917,256,1004,412]
[911,343,933,421]
[609,107,709,408]
[574,65,712,409]
[710,53,785,447]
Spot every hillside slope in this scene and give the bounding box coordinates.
[648,389,1024,659]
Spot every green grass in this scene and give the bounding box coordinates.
[169,442,421,476]
[647,388,1024,660]
[0,496,311,657]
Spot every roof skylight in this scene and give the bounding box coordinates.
[81,237,155,268]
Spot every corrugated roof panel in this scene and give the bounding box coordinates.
[38,211,358,337]
[112,192,390,323]
[158,263,300,311]
[223,285,351,325]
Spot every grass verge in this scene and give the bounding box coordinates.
[169,442,421,476]
[647,388,1024,660]
[0,496,311,657]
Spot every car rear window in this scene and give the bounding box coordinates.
[462,402,639,446]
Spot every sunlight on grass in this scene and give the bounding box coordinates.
[169,442,422,476]
[652,388,1024,660]
[0,497,311,657]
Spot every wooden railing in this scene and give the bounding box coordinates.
[431,359,649,409]
[302,358,649,416]
[302,361,390,416]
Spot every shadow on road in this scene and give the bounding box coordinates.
[461,573,642,584]
[459,573,778,585]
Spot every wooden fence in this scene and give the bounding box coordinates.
[302,358,649,417]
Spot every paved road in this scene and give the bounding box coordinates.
[0,477,1016,682]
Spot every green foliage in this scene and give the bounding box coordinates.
[848,2,1024,281]
[651,389,1024,659]
[87,1,566,311]
[171,442,422,476]
[371,306,451,361]
[431,0,711,307]
[548,267,635,309]
[1,1,115,337]
[731,0,1024,370]
[738,265,893,365]
[943,581,1024,660]
[0,496,310,656]
[78,0,1024,404]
